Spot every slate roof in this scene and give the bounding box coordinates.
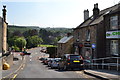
[75,3,120,29]
[58,36,73,44]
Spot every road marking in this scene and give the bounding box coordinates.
[11,74,17,80]
[2,56,26,79]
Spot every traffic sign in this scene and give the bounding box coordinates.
[92,44,96,49]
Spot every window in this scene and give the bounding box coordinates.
[86,29,90,41]
[110,40,118,56]
[110,15,118,30]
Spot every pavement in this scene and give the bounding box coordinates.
[84,69,120,80]
[2,52,25,78]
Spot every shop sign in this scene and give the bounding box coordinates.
[106,30,120,39]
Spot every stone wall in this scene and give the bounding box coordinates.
[2,53,13,66]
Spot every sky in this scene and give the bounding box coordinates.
[0,0,120,28]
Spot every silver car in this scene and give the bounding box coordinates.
[50,59,61,69]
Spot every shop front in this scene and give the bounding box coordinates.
[83,42,92,60]
[106,30,120,57]
[73,43,83,55]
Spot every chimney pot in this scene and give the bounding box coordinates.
[84,9,89,21]
[2,5,7,22]
[94,3,98,8]
[93,3,99,19]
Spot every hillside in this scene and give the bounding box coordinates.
[8,25,72,34]
[7,25,72,45]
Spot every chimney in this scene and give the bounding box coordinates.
[2,5,7,22]
[84,9,89,21]
[93,3,100,19]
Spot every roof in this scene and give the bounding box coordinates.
[58,36,73,44]
[75,3,120,29]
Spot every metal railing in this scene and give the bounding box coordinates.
[85,57,120,71]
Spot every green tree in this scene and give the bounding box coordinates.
[8,36,19,47]
[26,36,43,48]
[14,37,27,50]
[12,30,23,37]
[23,29,38,38]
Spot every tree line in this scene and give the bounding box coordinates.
[7,27,69,51]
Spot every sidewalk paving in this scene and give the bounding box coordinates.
[84,69,120,80]
[2,53,23,78]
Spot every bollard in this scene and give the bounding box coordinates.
[3,62,10,70]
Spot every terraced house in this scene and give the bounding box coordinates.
[104,3,120,57]
[73,3,119,60]
[57,33,73,57]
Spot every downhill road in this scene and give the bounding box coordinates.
[16,47,98,80]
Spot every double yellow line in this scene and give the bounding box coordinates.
[2,56,26,80]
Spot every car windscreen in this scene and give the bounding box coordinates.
[70,55,81,60]
[54,60,60,62]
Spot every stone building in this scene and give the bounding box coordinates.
[2,5,8,54]
[73,3,119,60]
[104,3,120,57]
[57,33,73,57]
[1,6,13,70]
[0,17,2,55]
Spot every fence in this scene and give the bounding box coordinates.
[85,57,120,71]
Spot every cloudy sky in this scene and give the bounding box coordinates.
[0,0,119,28]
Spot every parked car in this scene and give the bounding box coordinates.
[50,59,61,69]
[58,54,83,70]
[39,57,45,61]
[44,58,52,65]
[83,59,91,69]
[23,51,31,55]
[48,58,55,67]
[41,58,47,63]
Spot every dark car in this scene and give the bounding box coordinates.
[58,54,83,70]
[22,51,31,55]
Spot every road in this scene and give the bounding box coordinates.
[15,47,98,79]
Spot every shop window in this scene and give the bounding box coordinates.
[86,29,90,41]
[110,15,118,30]
[110,40,118,56]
